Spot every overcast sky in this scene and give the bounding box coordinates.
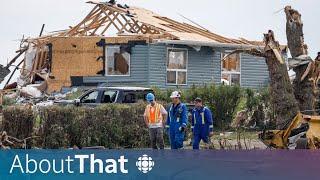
[0,0,319,87]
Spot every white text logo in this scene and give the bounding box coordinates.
[136,154,155,174]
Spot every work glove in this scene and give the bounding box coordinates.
[179,126,185,132]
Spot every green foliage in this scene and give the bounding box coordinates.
[151,86,168,101]
[152,87,185,102]
[3,103,152,149]
[2,85,259,149]
[2,106,34,148]
[244,87,274,129]
[153,84,242,130]
[212,85,242,129]
[245,89,259,111]
[2,96,16,106]
[185,84,242,129]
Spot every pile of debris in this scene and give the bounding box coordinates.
[0,86,80,109]
[0,131,29,149]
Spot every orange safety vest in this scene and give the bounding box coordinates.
[146,103,162,124]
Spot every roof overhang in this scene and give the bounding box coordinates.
[154,39,263,50]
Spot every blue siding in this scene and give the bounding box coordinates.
[148,45,217,89]
[240,53,269,88]
[148,45,167,88]
[187,47,216,86]
[83,43,270,89]
[84,45,149,86]
[212,51,221,84]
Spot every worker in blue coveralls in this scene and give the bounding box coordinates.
[191,97,214,150]
[166,91,188,149]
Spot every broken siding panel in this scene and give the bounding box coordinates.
[83,45,149,86]
[241,54,269,88]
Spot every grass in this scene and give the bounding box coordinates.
[212,130,259,140]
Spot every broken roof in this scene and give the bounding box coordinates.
[32,1,261,47]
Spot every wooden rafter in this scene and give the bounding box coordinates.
[65,5,100,36]
[27,1,263,47]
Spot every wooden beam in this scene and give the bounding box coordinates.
[120,14,137,33]
[30,49,40,82]
[65,5,100,36]
[4,59,24,87]
[5,48,27,68]
[90,16,109,35]
[78,10,104,36]
[130,19,143,33]
[156,16,236,43]
[100,11,121,35]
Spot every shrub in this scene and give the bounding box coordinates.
[185,84,242,129]
[244,87,275,129]
[2,106,34,148]
[2,85,250,148]
[3,103,152,149]
[211,85,242,129]
[2,96,16,106]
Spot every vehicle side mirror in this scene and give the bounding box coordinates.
[74,99,81,106]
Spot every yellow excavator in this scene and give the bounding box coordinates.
[259,112,320,149]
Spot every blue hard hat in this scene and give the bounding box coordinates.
[146,93,155,102]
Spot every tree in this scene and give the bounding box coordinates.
[285,6,319,115]
[228,6,320,129]
[225,30,299,129]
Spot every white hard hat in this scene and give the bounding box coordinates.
[170,91,181,98]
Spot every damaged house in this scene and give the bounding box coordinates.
[3,1,275,94]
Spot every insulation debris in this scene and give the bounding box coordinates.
[21,85,42,98]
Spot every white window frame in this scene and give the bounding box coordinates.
[105,45,131,77]
[166,48,188,86]
[221,52,241,86]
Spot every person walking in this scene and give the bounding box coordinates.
[191,97,214,150]
[166,91,188,149]
[144,93,167,149]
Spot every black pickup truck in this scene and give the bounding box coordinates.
[54,87,154,107]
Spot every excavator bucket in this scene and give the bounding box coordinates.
[259,113,320,149]
[306,115,320,149]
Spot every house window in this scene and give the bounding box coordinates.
[221,53,241,85]
[106,46,130,76]
[167,49,187,85]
